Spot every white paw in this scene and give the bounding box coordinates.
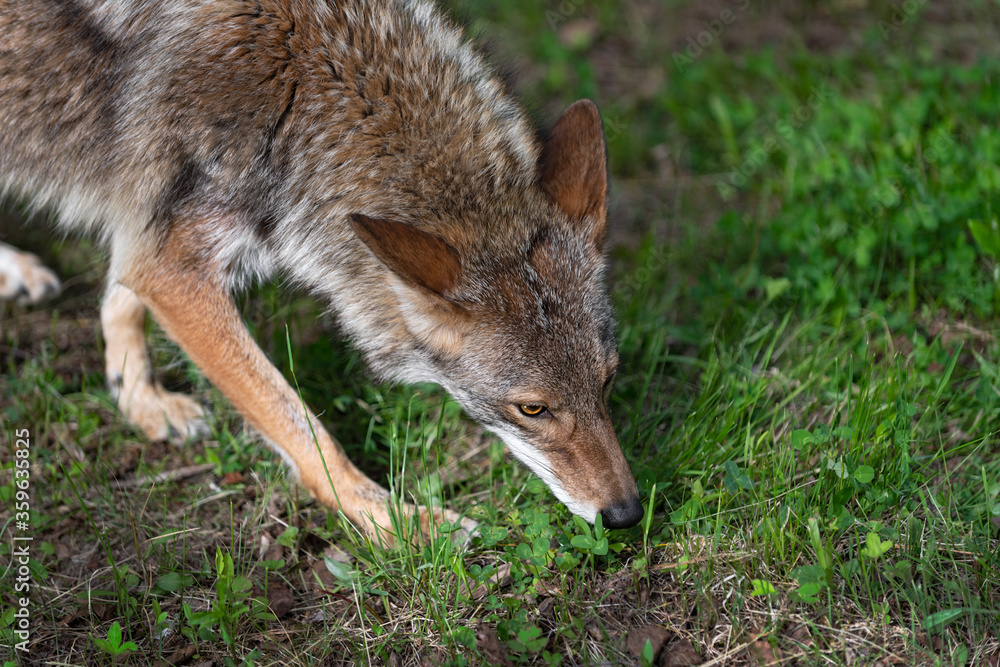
[354,502,479,548]
[450,515,481,548]
[118,383,210,442]
[0,243,61,305]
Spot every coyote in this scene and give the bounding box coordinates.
[0,0,643,542]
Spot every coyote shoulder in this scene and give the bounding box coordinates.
[0,0,642,542]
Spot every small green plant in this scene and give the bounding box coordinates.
[507,623,547,654]
[722,460,754,494]
[92,621,138,659]
[569,513,622,560]
[148,599,171,644]
[970,217,1000,310]
[183,548,273,664]
[640,639,656,667]
[969,218,1000,260]
[750,579,777,596]
[859,531,893,561]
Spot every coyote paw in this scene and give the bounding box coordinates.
[119,383,209,442]
[353,498,478,548]
[0,244,61,305]
[399,505,479,547]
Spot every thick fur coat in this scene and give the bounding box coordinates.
[0,0,642,540]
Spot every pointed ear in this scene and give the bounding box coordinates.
[349,214,461,298]
[539,99,609,245]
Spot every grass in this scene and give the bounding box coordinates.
[2,0,1000,664]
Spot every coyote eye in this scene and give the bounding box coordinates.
[518,404,547,417]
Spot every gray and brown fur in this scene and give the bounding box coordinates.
[0,0,643,541]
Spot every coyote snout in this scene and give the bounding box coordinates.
[0,0,642,541]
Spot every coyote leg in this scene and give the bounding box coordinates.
[122,238,472,545]
[101,283,209,441]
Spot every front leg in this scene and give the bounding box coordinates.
[122,229,471,545]
[101,283,208,441]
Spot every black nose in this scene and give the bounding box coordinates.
[600,496,643,529]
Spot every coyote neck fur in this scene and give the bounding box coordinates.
[263,0,549,383]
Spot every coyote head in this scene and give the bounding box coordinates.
[349,101,642,529]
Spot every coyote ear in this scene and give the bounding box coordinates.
[540,99,609,246]
[349,214,461,298]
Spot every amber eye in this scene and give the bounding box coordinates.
[518,404,547,417]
